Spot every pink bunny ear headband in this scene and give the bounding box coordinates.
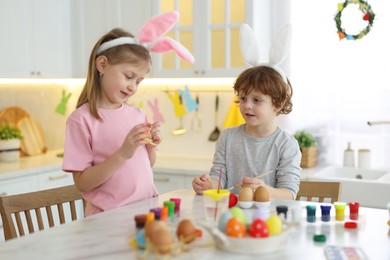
[239,23,292,83]
[96,11,195,64]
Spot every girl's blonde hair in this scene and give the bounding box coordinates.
[77,28,152,120]
[233,66,293,115]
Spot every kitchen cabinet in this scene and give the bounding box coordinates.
[0,0,71,78]
[154,172,195,194]
[150,0,253,78]
[70,0,152,78]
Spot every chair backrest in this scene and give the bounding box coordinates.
[0,185,84,241]
[296,181,341,203]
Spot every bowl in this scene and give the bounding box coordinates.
[205,225,288,255]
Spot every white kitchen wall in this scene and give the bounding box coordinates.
[288,0,390,168]
[0,79,241,161]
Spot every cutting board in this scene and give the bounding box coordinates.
[0,106,30,127]
[17,117,47,156]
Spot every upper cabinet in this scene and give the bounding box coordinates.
[70,0,151,78]
[0,0,71,78]
[150,0,253,78]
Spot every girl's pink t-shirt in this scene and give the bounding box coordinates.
[62,103,158,216]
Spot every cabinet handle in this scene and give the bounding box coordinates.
[49,173,68,181]
[154,176,170,182]
[0,192,7,196]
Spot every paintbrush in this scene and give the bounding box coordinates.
[227,170,274,191]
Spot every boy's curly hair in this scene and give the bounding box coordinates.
[233,66,293,115]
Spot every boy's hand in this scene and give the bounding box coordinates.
[192,174,213,195]
[241,176,266,190]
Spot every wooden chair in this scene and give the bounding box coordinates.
[296,181,341,203]
[0,185,84,241]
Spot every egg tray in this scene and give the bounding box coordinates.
[237,200,270,209]
[129,236,196,259]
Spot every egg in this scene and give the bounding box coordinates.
[254,186,269,202]
[144,220,168,241]
[229,206,247,225]
[151,229,175,254]
[226,217,246,238]
[265,215,283,236]
[238,187,254,201]
[177,219,196,244]
[218,211,233,232]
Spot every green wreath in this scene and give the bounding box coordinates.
[334,0,375,40]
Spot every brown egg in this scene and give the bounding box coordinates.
[177,219,196,244]
[151,229,175,254]
[238,187,254,201]
[254,186,270,202]
[144,220,168,241]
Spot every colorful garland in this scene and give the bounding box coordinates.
[334,0,375,40]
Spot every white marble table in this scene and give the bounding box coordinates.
[0,190,389,259]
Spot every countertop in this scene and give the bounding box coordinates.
[0,150,320,181]
[0,189,388,259]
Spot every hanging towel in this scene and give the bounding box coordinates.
[223,101,245,128]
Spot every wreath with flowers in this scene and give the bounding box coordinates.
[334,0,375,40]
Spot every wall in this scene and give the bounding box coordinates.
[288,0,390,169]
[0,79,240,160]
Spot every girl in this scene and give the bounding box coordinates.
[192,66,301,199]
[63,12,194,216]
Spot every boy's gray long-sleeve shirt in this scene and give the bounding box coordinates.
[209,125,302,198]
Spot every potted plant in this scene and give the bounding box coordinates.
[0,124,23,162]
[294,130,317,168]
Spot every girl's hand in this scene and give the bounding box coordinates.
[241,176,266,190]
[192,174,213,195]
[146,122,162,147]
[119,123,151,159]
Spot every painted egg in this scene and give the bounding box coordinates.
[229,193,238,208]
[265,215,283,236]
[253,207,270,221]
[249,219,269,238]
[218,211,233,232]
[230,206,247,225]
[226,217,246,238]
[177,219,196,244]
[238,187,254,201]
[254,186,269,202]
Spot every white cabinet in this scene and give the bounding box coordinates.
[70,0,151,77]
[0,0,71,78]
[150,0,254,78]
[37,170,74,190]
[154,172,195,194]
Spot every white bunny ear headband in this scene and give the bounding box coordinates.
[239,23,292,83]
[96,11,195,64]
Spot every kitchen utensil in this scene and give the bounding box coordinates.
[0,106,30,127]
[208,94,220,141]
[191,95,202,132]
[172,96,187,135]
[227,170,274,191]
[17,116,47,156]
